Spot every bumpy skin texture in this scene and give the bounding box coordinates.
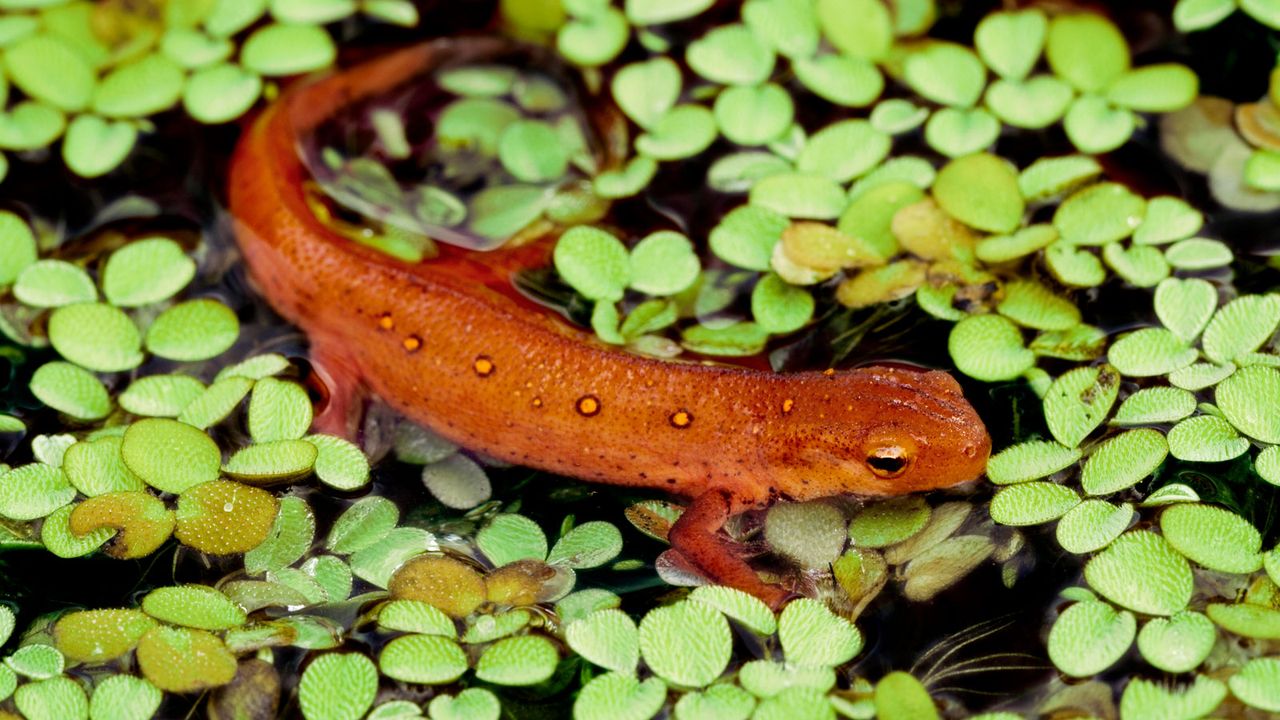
[228,40,992,606]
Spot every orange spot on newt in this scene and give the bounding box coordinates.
[670,410,693,429]
[822,368,836,377]
[531,397,543,408]
[402,335,421,352]
[576,395,601,417]
[473,355,495,377]
[782,399,795,414]
[377,313,394,330]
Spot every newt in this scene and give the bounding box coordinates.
[228,38,992,607]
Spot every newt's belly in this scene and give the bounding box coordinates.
[227,40,992,511]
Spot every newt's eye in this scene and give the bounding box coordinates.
[866,446,909,478]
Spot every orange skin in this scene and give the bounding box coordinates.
[228,40,992,607]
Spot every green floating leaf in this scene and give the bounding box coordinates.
[1230,657,1280,713]
[848,496,930,548]
[739,659,835,699]
[428,689,500,720]
[88,675,163,720]
[1055,182,1146,246]
[923,107,1000,158]
[1056,499,1134,554]
[62,114,137,178]
[873,672,937,720]
[639,600,732,686]
[625,0,713,24]
[1044,365,1120,448]
[1084,530,1192,615]
[1174,0,1236,31]
[1154,277,1217,344]
[795,119,888,184]
[686,23,774,86]
[1045,242,1105,287]
[1203,295,1280,364]
[556,8,629,67]
[1030,324,1107,361]
[752,273,814,334]
[1080,429,1168,495]
[178,376,253,430]
[1160,503,1262,573]
[271,0,357,24]
[184,62,263,124]
[948,314,1035,382]
[1207,601,1280,639]
[547,521,622,569]
[216,353,289,382]
[5,644,63,679]
[248,377,313,442]
[688,585,776,636]
[1102,242,1170,288]
[5,34,95,112]
[612,57,680,130]
[1106,64,1198,113]
[119,374,205,417]
[0,101,66,151]
[29,361,110,420]
[92,54,184,118]
[706,152,791,193]
[749,173,847,220]
[975,9,1047,80]
[42,504,113,557]
[307,434,369,491]
[498,120,568,183]
[477,514,547,567]
[1167,414,1249,462]
[764,501,845,569]
[714,83,794,147]
[933,153,1024,235]
[102,237,196,307]
[630,231,700,296]
[574,672,668,720]
[161,27,234,69]
[1018,155,1102,201]
[976,225,1058,264]
[0,463,74,520]
[904,41,986,108]
[48,302,143,372]
[298,653,378,720]
[1112,387,1197,425]
[245,495,315,575]
[327,496,398,554]
[1135,197,1204,246]
[174,479,278,555]
[556,589,622,624]
[13,676,88,720]
[1046,600,1136,677]
[1217,366,1280,443]
[554,226,629,302]
[996,280,1080,331]
[674,682,755,720]
[778,598,862,667]
[1045,13,1130,93]
[240,22,336,76]
[145,298,239,361]
[1164,237,1233,270]
[990,482,1080,526]
[380,634,468,685]
[223,439,318,482]
[566,609,639,674]
[1136,610,1214,673]
[58,437,139,496]
[14,262,96,308]
[122,418,220,494]
[1170,361,1235,391]
[0,210,35,285]
[636,104,717,160]
[475,635,559,686]
[869,98,928,135]
[142,584,247,630]
[986,441,1081,485]
[378,599,456,638]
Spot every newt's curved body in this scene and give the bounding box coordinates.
[229,40,991,605]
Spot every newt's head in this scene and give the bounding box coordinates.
[764,367,991,499]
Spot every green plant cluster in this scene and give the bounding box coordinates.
[0,0,418,181]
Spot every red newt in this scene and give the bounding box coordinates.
[228,39,992,607]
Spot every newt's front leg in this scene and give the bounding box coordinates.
[670,490,789,609]
[307,342,367,441]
